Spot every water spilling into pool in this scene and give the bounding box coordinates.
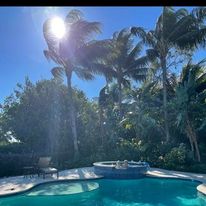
[0,178,205,206]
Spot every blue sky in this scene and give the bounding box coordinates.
[0,6,205,103]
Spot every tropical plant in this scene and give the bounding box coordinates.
[131,6,206,141]
[43,9,110,159]
[175,60,206,162]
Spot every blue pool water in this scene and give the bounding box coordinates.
[0,178,206,206]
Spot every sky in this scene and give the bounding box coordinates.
[0,6,205,103]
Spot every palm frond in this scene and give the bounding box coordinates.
[65,9,84,24]
[127,56,149,70]
[74,67,95,81]
[175,8,189,19]
[146,49,159,61]
[43,50,51,62]
[86,62,116,78]
[196,72,206,87]
[131,27,153,46]
[116,28,131,42]
[121,78,131,88]
[70,20,101,44]
[125,41,143,66]
[43,50,65,67]
[51,67,65,79]
[174,27,206,49]
[125,67,148,81]
[162,7,177,40]
[191,7,206,24]
[76,39,112,65]
[112,31,119,40]
[168,15,196,42]
[180,60,192,83]
[196,80,206,93]
[43,18,59,51]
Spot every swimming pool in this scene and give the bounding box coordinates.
[0,178,205,206]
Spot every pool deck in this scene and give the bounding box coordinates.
[0,167,205,197]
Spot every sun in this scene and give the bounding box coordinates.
[50,17,66,39]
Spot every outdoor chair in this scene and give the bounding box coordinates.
[36,157,59,179]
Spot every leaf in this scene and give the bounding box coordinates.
[76,39,112,64]
[125,41,143,66]
[65,9,84,24]
[74,67,95,81]
[128,56,149,70]
[70,20,101,44]
[131,27,150,45]
[51,67,65,79]
[192,7,206,24]
[146,49,159,61]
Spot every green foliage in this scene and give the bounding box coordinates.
[0,78,99,159]
[163,144,188,170]
[116,138,142,161]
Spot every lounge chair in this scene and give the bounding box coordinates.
[36,157,59,179]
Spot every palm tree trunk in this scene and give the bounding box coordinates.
[161,57,170,142]
[186,125,194,153]
[186,113,201,162]
[193,133,201,162]
[99,106,104,146]
[117,78,123,118]
[66,70,79,160]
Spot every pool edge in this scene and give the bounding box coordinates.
[0,176,104,198]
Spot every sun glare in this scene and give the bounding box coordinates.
[50,17,66,39]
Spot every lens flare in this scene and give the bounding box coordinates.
[50,17,66,39]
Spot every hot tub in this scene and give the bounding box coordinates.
[93,161,149,179]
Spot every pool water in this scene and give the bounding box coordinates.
[27,181,99,196]
[0,178,206,206]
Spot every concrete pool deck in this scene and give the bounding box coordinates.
[0,167,205,197]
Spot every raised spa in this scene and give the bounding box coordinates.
[93,161,149,178]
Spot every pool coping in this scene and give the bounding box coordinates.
[0,166,205,197]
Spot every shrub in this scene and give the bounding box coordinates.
[163,143,187,170]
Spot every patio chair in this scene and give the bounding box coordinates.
[36,157,59,179]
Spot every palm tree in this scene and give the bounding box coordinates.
[43,9,110,160]
[131,7,206,141]
[175,59,206,162]
[99,28,150,118]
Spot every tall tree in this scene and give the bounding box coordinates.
[131,7,206,141]
[43,10,110,160]
[99,28,149,118]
